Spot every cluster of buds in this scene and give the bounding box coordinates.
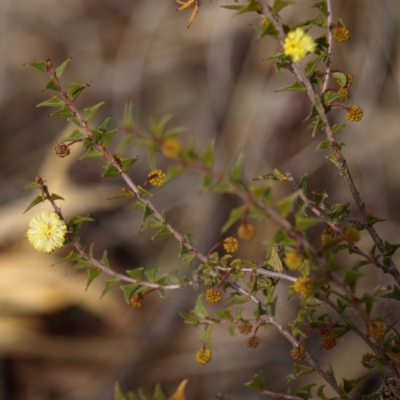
[238,321,253,335]
[195,348,212,365]
[332,25,350,42]
[223,237,239,253]
[344,226,360,244]
[321,334,337,350]
[361,353,376,369]
[247,336,261,349]
[290,346,306,361]
[205,288,222,303]
[237,223,255,241]
[367,321,387,340]
[129,294,143,308]
[148,169,165,186]
[346,105,363,122]
[293,277,312,295]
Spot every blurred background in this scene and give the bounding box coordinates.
[0,0,399,398]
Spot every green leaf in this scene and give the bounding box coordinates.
[50,107,75,118]
[253,301,267,319]
[313,191,328,205]
[277,192,299,217]
[126,268,144,281]
[367,214,386,225]
[144,266,160,283]
[120,284,139,303]
[84,102,105,122]
[382,285,400,300]
[36,96,65,108]
[79,147,104,160]
[27,60,47,72]
[192,294,210,319]
[306,53,325,77]
[295,216,323,231]
[86,268,102,290]
[24,182,42,191]
[54,58,71,78]
[312,1,328,16]
[276,81,306,92]
[68,259,92,274]
[316,141,331,152]
[230,152,245,182]
[137,186,154,199]
[343,270,365,292]
[200,139,215,168]
[100,250,110,268]
[181,253,196,268]
[58,129,87,143]
[202,325,214,350]
[272,0,295,14]
[114,383,127,400]
[151,226,172,240]
[101,162,120,178]
[164,165,184,184]
[244,371,265,391]
[310,14,327,28]
[101,129,119,148]
[267,244,283,272]
[331,71,347,87]
[121,156,138,173]
[332,123,348,134]
[324,91,346,104]
[100,278,120,298]
[23,195,45,213]
[316,385,326,398]
[67,83,89,101]
[282,364,314,382]
[153,384,167,400]
[108,188,136,200]
[226,292,248,306]
[221,207,243,233]
[143,218,164,231]
[68,215,95,229]
[362,392,379,400]
[55,251,82,265]
[342,374,369,394]
[149,114,172,138]
[43,80,58,91]
[253,168,287,181]
[221,0,262,16]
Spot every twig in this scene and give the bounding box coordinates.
[257,2,400,285]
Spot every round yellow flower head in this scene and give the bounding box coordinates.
[162,138,182,158]
[27,211,67,253]
[293,277,312,295]
[223,237,238,253]
[285,251,304,270]
[284,28,316,62]
[148,169,165,186]
[346,105,363,122]
[195,348,212,365]
[237,223,255,241]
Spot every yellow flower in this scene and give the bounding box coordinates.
[285,251,304,270]
[148,169,165,186]
[176,0,199,29]
[162,138,182,158]
[195,348,212,365]
[27,211,67,253]
[223,237,238,253]
[293,277,312,295]
[284,28,316,62]
[237,223,255,241]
